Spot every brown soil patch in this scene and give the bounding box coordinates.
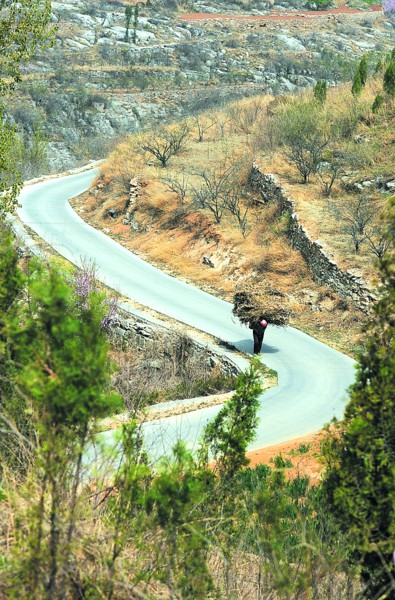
[180,3,382,22]
[246,431,325,484]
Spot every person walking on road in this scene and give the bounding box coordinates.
[249,318,268,354]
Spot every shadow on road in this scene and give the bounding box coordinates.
[232,338,281,356]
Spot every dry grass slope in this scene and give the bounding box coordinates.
[72,75,394,356]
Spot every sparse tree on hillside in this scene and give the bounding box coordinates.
[193,114,218,143]
[190,165,236,224]
[383,60,395,97]
[167,123,190,154]
[274,102,331,183]
[333,194,376,253]
[366,223,392,259]
[226,188,252,237]
[124,5,133,42]
[313,80,328,105]
[162,172,190,204]
[316,157,344,197]
[142,126,189,168]
[133,3,139,45]
[216,114,231,138]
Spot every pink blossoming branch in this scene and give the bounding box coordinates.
[72,263,118,330]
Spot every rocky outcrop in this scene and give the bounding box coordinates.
[111,310,241,378]
[8,0,392,174]
[249,164,376,311]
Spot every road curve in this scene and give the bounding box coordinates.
[17,170,356,454]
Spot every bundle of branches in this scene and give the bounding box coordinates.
[233,281,291,327]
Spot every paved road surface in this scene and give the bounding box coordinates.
[17,170,356,456]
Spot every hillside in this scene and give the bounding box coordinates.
[2,1,395,596]
[6,0,393,174]
[71,69,394,356]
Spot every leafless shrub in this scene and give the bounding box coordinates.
[142,125,190,168]
[228,98,266,136]
[193,114,218,143]
[331,194,377,253]
[226,188,252,238]
[162,172,190,204]
[190,165,236,224]
[316,159,345,197]
[366,225,392,259]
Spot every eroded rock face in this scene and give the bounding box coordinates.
[110,310,241,378]
[9,0,392,174]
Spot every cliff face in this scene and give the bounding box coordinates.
[7,0,393,174]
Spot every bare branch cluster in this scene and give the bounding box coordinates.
[142,124,190,168]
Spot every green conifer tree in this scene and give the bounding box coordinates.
[124,5,133,42]
[313,80,328,104]
[0,223,26,469]
[2,262,122,596]
[383,60,395,97]
[359,55,368,86]
[374,59,384,75]
[133,3,139,45]
[199,362,263,477]
[372,94,384,113]
[351,67,363,97]
[323,199,395,597]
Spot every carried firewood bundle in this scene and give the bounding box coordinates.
[233,281,291,327]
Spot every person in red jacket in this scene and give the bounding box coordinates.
[249,318,268,354]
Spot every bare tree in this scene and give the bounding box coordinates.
[162,172,190,204]
[225,189,251,237]
[366,225,392,259]
[142,133,175,168]
[274,102,331,183]
[316,159,345,197]
[142,125,190,168]
[167,123,190,154]
[190,166,235,224]
[216,114,231,138]
[193,114,218,143]
[228,98,266,136]
[333,194,376,253]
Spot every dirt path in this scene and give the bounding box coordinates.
[180,2,382,22]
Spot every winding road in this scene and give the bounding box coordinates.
[17,170,356,456]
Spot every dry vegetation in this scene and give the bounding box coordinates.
[71,75,394,357]
[259,79,395,273]
[109,332,236,412]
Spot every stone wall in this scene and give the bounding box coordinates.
[110,309,241,377]
[249,163,376,311]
